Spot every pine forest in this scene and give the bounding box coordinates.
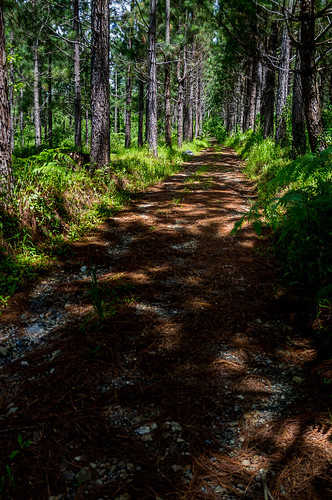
[0,1,331,499]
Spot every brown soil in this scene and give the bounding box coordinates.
[0,144,331,500]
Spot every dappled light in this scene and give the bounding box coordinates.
[0,144,331,499]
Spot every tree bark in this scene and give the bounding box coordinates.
[292,48,306,156]
[74,0,82,149]
[33,39,41,148]
[125,0,134,148]
[183,44,194,142]
[177,51,186,148]
[114,69,118,134]
[9,31,14,152]
[0,0,13,200]
[85,108,89,149]
[20,87,24,146]
[299,0,326,152]
[147,0,158,156]
[164,0,172,147]
[275,24,290,145]
[48,52,53,147]
[91,0,110,167]
[261,23,277,138]
[195,56,201,138]
[138,78,144,147]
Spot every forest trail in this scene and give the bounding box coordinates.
[0,143,331,499]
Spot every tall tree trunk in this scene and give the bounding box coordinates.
[275,25,290,145]
[125,0,134,148]
[85,108,89,149]
[164,0,172,147]
[177,51,186,148]
[255,57,264,130]
[292,48,306,156]
[20,87,24,146]
[74,0,82,149]
[48,53,53,147]
[195,56,201,138]
[9,31,14,152]
[125,62,132,147]
[299,0,326,152]
[183,44,194,142]
[147,0,158,156]
[261,24,277,138]
[138,78,144,147]
[114,69,118,134]
[33,39,41,148]
[243,61,257,131]
[91,0,110,167]
[0,0,13,200]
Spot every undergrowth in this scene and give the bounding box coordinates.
[222,128,332,354]
[0,137,209,302]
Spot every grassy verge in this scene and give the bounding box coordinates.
[0,137,209,303]
[218,128,332,355]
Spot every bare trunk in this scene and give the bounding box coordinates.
[275,25,290,145]
[48,53,53,147]
[114,70,118,134]
[125,1,133,148]
[292,48,306,156]
[138,78,144,147]
[0,0,13,199]
[20,87,24,146]
[164,0,172,146]
[85,108,89,149]
[243,61,257,131]
[33,39,41,148]
[299,0,326,152]
[261,23,277,138]
[91,0,110,167]
[195,57,201,138]
[147,0,158,156]
[125,63,132,147]
[9,31,14,152]
[74,0,82,149]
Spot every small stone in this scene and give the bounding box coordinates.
[141,433,153,442]
[89,463,97,469]
[75,468,92,483]
[74,456,82,461]
[0,346,9,356]
[239,437,245,443]
[214,486,225,494]
[170,421,182,432]
[81,266,87,272]
[137,425,151,435]
[171,465,183,473]
[95,479,103,486]
[292,376,305,384]
[21,360,29,366]
[150,422,158,430]
[126,463,135,472]
[7,407,19,416]
[241,459,251,467]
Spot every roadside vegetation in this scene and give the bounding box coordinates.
[0,136,209,302]
[209,115,332,356]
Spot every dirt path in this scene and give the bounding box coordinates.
[0,144,331,500]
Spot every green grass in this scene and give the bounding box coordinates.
[0,136,209,302]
